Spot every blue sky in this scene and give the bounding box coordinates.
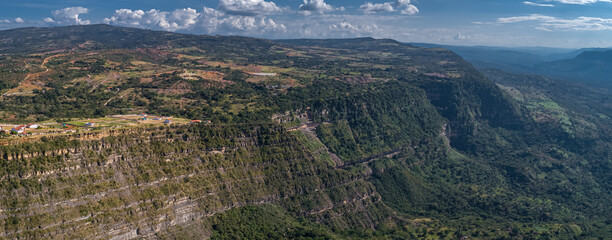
[2,0,612,48]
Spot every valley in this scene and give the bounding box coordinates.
[0,25,611,239]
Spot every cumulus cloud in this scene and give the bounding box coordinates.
[197,7,286,34]
[397,0,419,15]
[498,14,612,31]
[327,21,379,37]
[359,2,395,13]
[359,0,418,15]
[1,18,24,24]
[103,8,200,31]
[103,7,286,35]
[43,17,55,23]
[216,16,286,33]
[47,7,90,25]
[218,0,284,16]
[298,0,343,15]
[523,1,555,7]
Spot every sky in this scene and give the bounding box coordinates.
[2,0,612,48]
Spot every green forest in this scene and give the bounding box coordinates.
[0,25,610,239]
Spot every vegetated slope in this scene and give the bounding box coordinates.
[283,38,612,238]
[534,50,612,89]
[484,68,612,215]
[281,38,525,150]
[411,43,612,90]
[0,125,396,239]
[0,25,610,239]
[0,24,279,58]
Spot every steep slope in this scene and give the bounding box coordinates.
[482,72,612,225]
[0,25,611,239]
[281,38,525,150]
[0,125,395,239]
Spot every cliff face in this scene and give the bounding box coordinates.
[2,25,611,239]
[0,125,393,239]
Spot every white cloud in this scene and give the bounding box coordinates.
[103,8,200,31]
[454,33,473,40]
[49,7,91,25]
[103,9,145,26]
[359,0,418,15]
[43,17,55,23]
[298,0,343,15]
[498,14,612,31]
[498,14,556,23]
[103,7,286,35]
[197,7,226,32]
[397,0,419,15]
[327,21,379,37]
[360,2,395,13]
[0,18,25,24]
[197,7,286,34]
[523,1,555,7]
[549,0,612,4]
[218,0,284,16]
[218,16,286,33]
[283,14,406,39]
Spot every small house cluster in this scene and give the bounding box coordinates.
[11,126,26,134]
[6,123,40,135]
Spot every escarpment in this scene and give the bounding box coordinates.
[0,124,395,239]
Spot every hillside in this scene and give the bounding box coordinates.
[0,25,611,239]
[409,43,576,74]
[411,42,612,90]
[534,50,612,89]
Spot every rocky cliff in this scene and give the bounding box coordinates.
[0,124,395,239]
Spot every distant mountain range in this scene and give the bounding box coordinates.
[534,50,612,88]
[411,42,612,89]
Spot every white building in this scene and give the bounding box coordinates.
[11,126,25,134]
